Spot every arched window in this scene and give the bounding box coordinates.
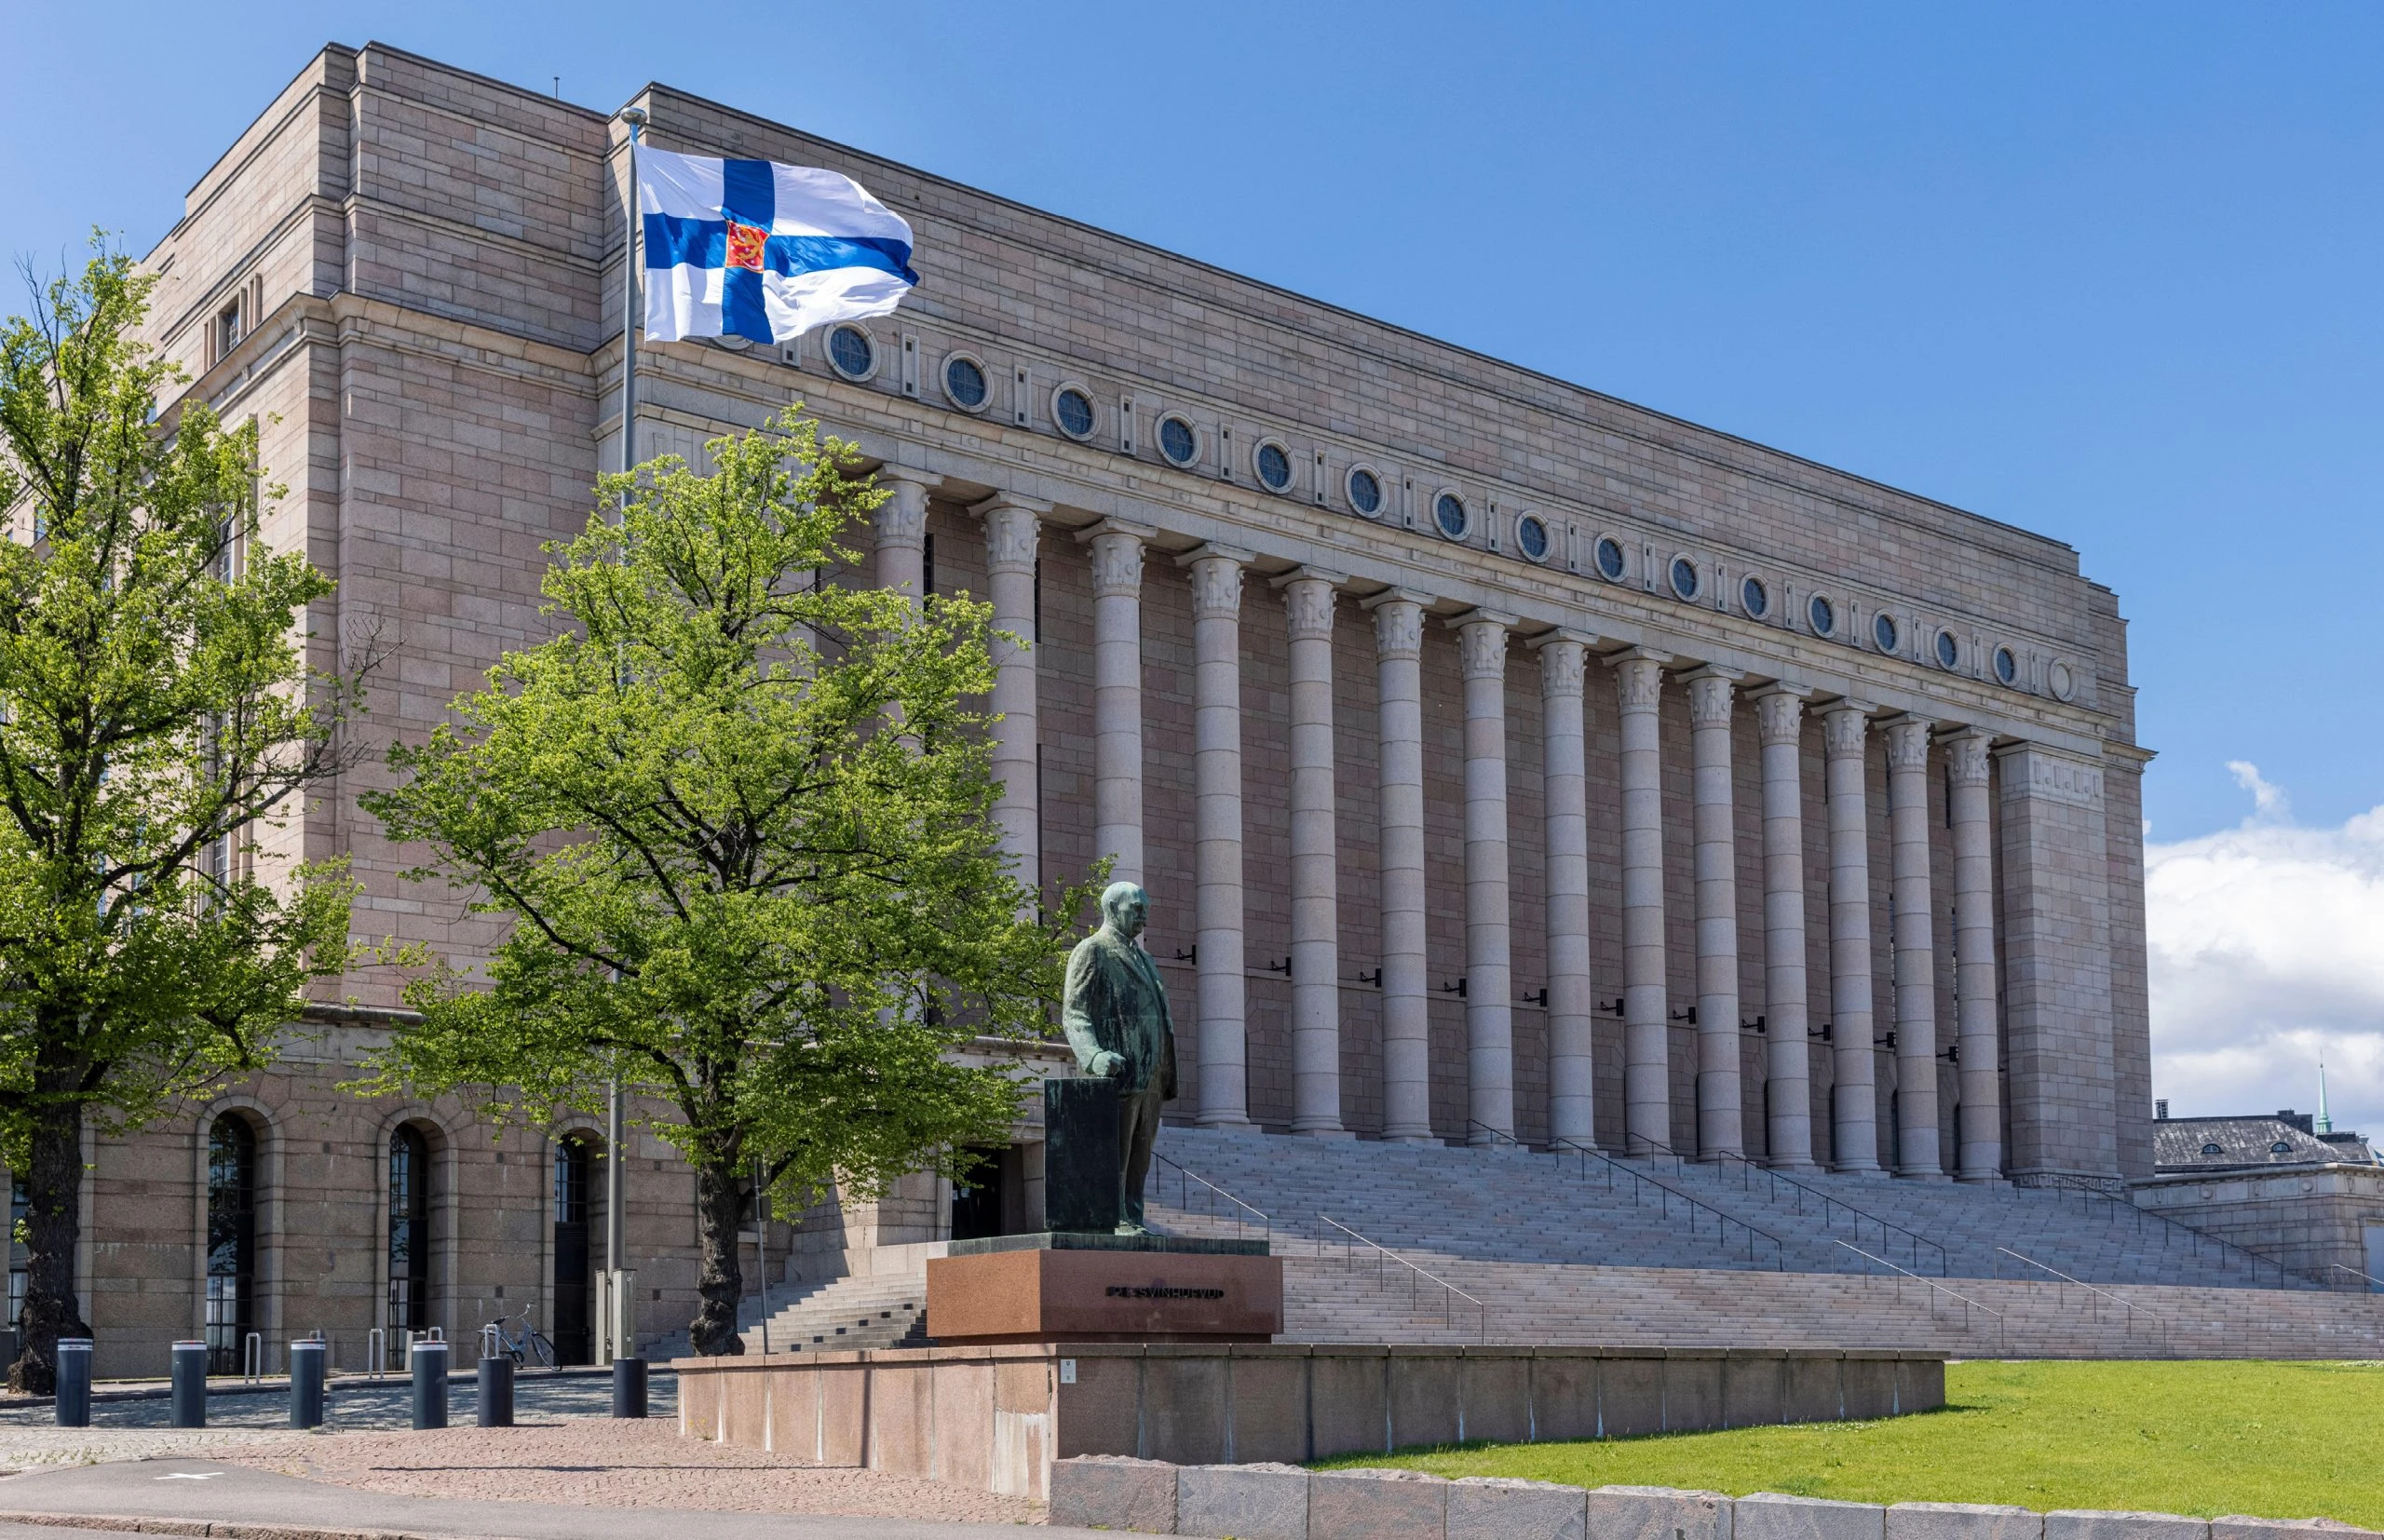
[551,1137,594,1364]
[205,1115,258,1374]
[387,1126,431,1362]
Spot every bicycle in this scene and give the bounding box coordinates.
[481,1305,557,1370]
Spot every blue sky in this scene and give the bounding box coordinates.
[3,3,2378,1118]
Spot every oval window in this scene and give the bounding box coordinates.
[1594,535,1626,582]
[1158,415,1198,466]
[1434,493,1469,540]
[1255,441,1292,492]
[1935,629,1959,669]
[1741,575,1768,618]
[827,324,875,380]
[1808,594,1836,636]
[1874,613,1901,653]
[1994,645,2019,686]
[1346,466,1383,516]
[1053,386,1095,439]
[1670,557,1700,601]
[1515,514,1550,563]
[942,355,987,410]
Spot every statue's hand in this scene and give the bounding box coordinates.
[1087,1049,1125,1078]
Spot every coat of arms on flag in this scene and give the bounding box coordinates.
[637,145,917,346]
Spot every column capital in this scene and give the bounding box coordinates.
[1608,647,1672,711]
[875,464,943,493]
[874,472,930,552]
[1185,547,1246,619]
[1754,686,1808,745]
[1453,610,1514,679]
[1685,668,1739,727]
[1945,727,1994,786]
[1082,520,1152,599]
[1371,593,1427,659]
[971,493,1046,577]
[1821,700,1872,757]
[1279,571,1340,642]
[1361,586,1437,613]
[1534,635,1587,696]
[1269,564,1351,590]
[1882,713,1936,770]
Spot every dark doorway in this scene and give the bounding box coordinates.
[386,1125,431,1367]
[551,1137,593,1363]
[205,1116,257,1375]
[953,1144,1029,1241]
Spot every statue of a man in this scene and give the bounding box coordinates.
[1060,881,1177,1235]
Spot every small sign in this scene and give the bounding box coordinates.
[1059,1358,1077,1385]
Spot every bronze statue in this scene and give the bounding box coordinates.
[1060,881,1178,1235]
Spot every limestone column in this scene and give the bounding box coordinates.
[1366,591,1434,1143]
[1946,729,2003,1182]
[1456,612,1517,1144]
[1534,631,1594,1148]
[874,469,931,615]
[1685,667,1746,1160]
[1280,569,1348,1136]
[1611,648,1673,1155]
[1185,547,1252,1128]
[1885,714,1943,1178]
[1082,520,1153,888]
[1822,702,1881,1173]
[1752,684,1817,1171]
[974,494,1045,901]
[1996,743,2119,1181]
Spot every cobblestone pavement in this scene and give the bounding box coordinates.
[0,1371,679,1466]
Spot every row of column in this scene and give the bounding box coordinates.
[882,477,2012,1179]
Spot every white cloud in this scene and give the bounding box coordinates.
[2147,768,2384,1137]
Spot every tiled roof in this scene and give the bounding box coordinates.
[2153,1114,2376,1173]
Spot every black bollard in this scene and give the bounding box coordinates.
[476,1354,513,1427]
[288,1339,325,1429]
[409,1338,448,1429]
[610,1356,647,1419]
[54,1338,92,1427]
[169,1340,207,1428]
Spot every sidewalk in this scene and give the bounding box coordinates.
[0,1454,1100,1537]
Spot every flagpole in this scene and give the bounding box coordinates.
[619,106,646,475]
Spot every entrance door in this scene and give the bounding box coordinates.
[2364,1222,2384,1293]
[952,1145,1009,1241]
[552,1138,592,1363]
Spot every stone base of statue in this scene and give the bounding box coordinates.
[927,1231,1282,1344]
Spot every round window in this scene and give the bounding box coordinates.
[1934,628,1959,669]
[1808,593,1835,636]
[1433,493,1469,540]
[1741,575,1768,618]
[827,324,875,380]
[1053,386,1096,440]
[1994,645,2018,686]
[1158,415,1198,466]
[1594,535,1626,582]
[942,355,987,411]
[1670,557,1700,601]
[1874,613,1901,653]
[2048,660,2076,701]
[1346,466,1383,516]
[1516,514,1550,563]
[1254,441,1292,492]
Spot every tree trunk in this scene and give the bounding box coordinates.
[10,1091,90,1396]
[689,1157,747,1357]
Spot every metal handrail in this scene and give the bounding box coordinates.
[1835,1239,2006,1352]
[2017,1172,2317,1290]
[1997,1246,2168,1349]
[2325,1263,2384,1294]
[1317,1212,1488,1339]
[1469,1121,1787,1272]
[1630,1136,1949,1277]
[1149,1151,1273,1246]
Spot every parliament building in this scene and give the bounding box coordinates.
[31,40,2250,1381]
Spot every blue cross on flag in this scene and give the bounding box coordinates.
[638,145,917,345]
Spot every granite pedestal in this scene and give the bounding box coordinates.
[928,1232,1284,1344]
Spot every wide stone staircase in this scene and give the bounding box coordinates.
[644,1270,928,1361]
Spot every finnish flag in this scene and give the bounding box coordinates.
[638,146,917,346]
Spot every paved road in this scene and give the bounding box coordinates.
[0,1457,1104,1539]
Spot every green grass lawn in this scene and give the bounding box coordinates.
[1313,1360,2384,1526]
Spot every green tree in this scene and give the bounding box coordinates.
[0,248,364,1392]
[363,407,1078,1356]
